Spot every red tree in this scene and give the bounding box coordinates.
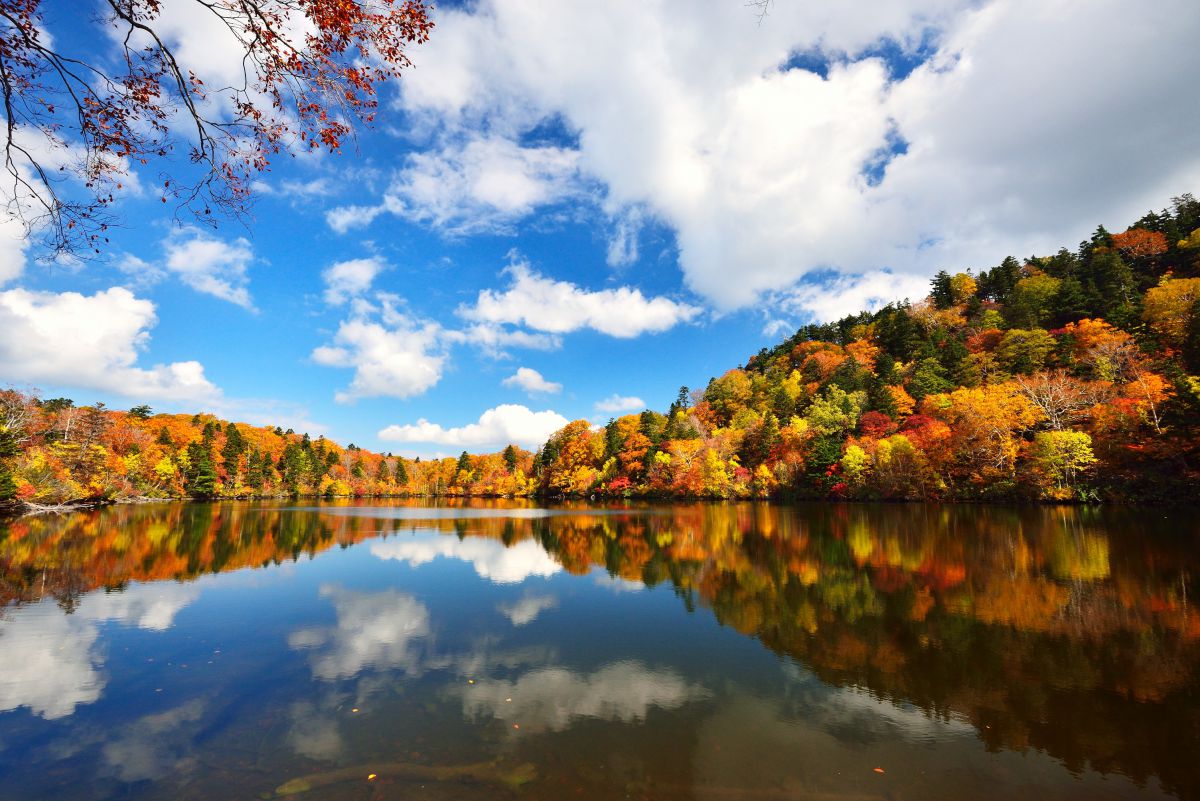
[0,0,432,256]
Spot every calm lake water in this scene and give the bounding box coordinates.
[0,500,1197,801]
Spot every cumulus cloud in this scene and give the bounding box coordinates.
[0,286,220,403]
[312,298,446,403]
[501,366,562,395]
[388,0,1200,313]
[322,256,388,305]
[0,215,28,285]
[459,660,709,733]
[377,403,569,450]
[289,585,431,680]
[326,204,384,234]
[386,136,582,234]
[459,260,700,338]
[371,534,562,584]
[778,270,931,322]
[162,228,256,309]
[449,323,560,356]
[594,394,645,414]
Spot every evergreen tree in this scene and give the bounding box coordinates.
[503,444,519,473]
[977,256,1022,304]
[908,358,954,401]
[393,458,409,485]
[246,449,265,490]
[184,441,218,498]
[455,451,472,482]
[221,423,245,481]
[930,270,954,309]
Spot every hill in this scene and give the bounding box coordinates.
[3,193,1199,509]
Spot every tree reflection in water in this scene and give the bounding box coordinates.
[1,499,1197,798]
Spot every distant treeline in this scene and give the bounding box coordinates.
[3,194,1200,509]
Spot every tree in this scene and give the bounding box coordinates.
[1029,431,1097,498]
[503,444,519,474]
[1015,371,1109,431]
[184,440,217,497]
[1111,228,1168,260]
[128,404,153,420]
[1,0,433,257]
[1143,276,1200,347]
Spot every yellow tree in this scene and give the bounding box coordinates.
[1142,276,1200,347]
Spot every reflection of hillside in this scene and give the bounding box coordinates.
[2,501,1199,795]
[533,504,1200,798]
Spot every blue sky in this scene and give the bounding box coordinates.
[2,0,1199,455]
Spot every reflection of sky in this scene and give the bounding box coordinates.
[0,583,199,719]
[460,661,710,733]
[781,661,974,744]
[371,533,561,583]
[497,593,557,626]
[292,507,655,520]
[101,699,205,782]
[289,584,431,680]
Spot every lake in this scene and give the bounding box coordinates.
[0,500,1197,800]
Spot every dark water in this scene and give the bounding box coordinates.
[0,501,1197,801]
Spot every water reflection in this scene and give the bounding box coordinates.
[497,592,558,626]
[459,661,710,733]
[370,533,561,583]
[0,582,198,719]
[289,585,430,680]
[0,500,1197,800]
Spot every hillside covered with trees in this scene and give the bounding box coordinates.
[541,194,1200,503]
[3,194,1200,510]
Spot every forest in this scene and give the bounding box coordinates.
[2,194,1199,510]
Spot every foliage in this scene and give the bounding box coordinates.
[1,0,433,256]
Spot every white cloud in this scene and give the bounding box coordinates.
[162,228,256,309]
[328,136,583,235]
[325,204,384,234]
[253,177,334,199]
[377,403,569,450]
[390,136,582,233]
[0,286,220,403]
[594,394,645,414]
[391,0,1200,314]
[288,585,431,680]
[322,256,388,305]
[312,303,446,403]
[778,270,931,322]
[501,366,562,395]
[606,207,644,268]
[460,660,709,733]
[497,593,558,626]
[459,260,700,338]
[0,215,28,285]
[448,323,560,356]
[762,318,795,339]
[371,534,562,584]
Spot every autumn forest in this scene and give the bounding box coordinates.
[4,194,1200,512]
